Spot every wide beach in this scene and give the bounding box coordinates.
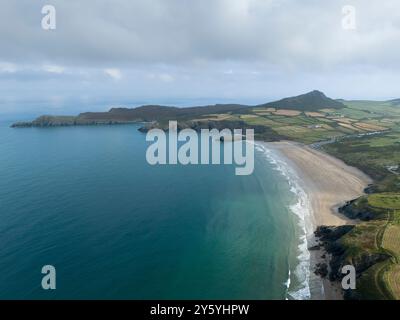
[260,141,372,299]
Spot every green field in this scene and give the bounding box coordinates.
[340,193,400,299]
[189,99,400,144]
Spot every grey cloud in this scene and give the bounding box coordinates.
[0,0,399,70]
[1,0,400,115]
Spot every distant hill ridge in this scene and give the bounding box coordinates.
[389,98,400,106]
[11,90,345,127]
[79,103,249,122]
[257,90,345,111]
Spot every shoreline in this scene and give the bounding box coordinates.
[258,140,372,300]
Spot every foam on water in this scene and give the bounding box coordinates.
[255,143,313,300]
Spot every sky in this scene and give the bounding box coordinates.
[1,0,400,116]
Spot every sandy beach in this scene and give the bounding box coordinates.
[265,141,372,226]
[261,140,372,300]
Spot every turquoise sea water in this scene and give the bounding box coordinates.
[0,121,306,299]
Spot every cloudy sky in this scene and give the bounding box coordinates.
[1,0,400,116]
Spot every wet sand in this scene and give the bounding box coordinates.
[261,141,372,300]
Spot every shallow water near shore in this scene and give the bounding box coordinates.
[0,121,310,299]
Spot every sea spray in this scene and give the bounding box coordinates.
[255,143,313,300]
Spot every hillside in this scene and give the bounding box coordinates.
[10,104,250,128]
[11,90,343,128]
[78,103,249,122]
[389,98,400,106]
[257,90,345,111]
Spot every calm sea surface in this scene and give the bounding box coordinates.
[0,121,304,299]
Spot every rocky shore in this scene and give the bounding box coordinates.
[314,223,390,299]
[11,115,138,128]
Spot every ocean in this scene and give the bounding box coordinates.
[0,121,312,299]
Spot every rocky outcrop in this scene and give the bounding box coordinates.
[11,115,137,128]
[339,199,377,221]
[315,225,354,242]
[364,184,377,194]
[315,224,391,299]
[315,262,329,278]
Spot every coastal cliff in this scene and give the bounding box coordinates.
[11,90,344,131]
[11,115,138,127]
[10,104,251,128]
[314,194,396,300]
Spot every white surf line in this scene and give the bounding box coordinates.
[255,142,313,300]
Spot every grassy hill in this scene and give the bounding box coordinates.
[257,90,345,111]
[11,90,345,129]
[321,193,400,300]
